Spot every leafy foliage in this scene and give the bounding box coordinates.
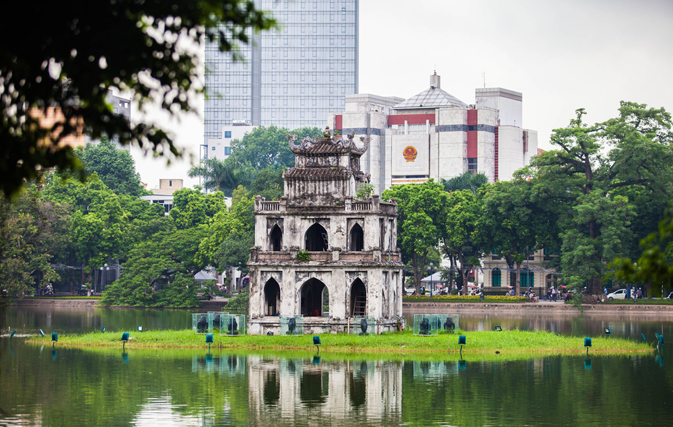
[610,204,673,296]
[383,180,450,292]
[0,190,64,301]
[355,183,376,200]
[79,137,145,196]
[296,250,312,262]
[526,102,673,295]
[0,1,276,197]
[441,172,489,195]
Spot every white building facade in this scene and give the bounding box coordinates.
[327,73,538,194]
[204,121,255,161]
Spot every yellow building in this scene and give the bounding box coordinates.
[481,249,559,293]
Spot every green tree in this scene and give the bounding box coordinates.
[70,196,128,286]
[527,102,673,295]
[610,204,673,296]
[0,190,64,300]
[198,186,254,278]
[188,158,250,195]
[228,126,322,170]
[478,180,553,296]
[440,172,489,195]
[101,227,207,307]
[444,189,485,293]
[1,1,275,197]
[383,180,450,292]
[249,166,285,200]
[79,137,145,196]
[169,187,227,229]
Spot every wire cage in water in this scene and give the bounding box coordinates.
[280,315,304,336]
[192,313,213,334]
[351,316,377,335]
[438,314,460,333]
[208,311,228,332]
[413,314,440,336]
[221,314,246,336]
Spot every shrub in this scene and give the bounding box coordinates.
[296,250,311,261]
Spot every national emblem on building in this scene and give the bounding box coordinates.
[247,129,404,334]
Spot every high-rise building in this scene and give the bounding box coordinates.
[204,0,359,147]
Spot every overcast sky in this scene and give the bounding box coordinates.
[132,0,673,190]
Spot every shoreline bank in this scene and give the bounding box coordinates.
[12,298,228,310]
[403,302,673,314]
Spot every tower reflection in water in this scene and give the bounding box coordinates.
[248,356,402,426]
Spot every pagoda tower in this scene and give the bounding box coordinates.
[247,129,404,334]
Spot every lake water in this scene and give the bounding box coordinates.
[1,306,672,426]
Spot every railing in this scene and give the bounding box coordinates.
[352,202,372,211]
[260,201,280,211]
[379,202,397,215]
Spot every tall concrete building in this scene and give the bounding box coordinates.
[327,73,538,194]
[204,0,359,146]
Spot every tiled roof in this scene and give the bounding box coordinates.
[394,87,466,109]
[284,167,351,180]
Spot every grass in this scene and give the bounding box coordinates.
[27,328,651,356]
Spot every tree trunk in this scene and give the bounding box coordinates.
[412,252,427,293]
[515,261,522,297]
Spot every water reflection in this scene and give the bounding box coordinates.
[191,354,246,376]
[404,310,673,341]
[248,356,402,426]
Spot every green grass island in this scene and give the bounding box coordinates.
[30,329,652,359]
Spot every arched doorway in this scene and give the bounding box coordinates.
[305,223,328,251]
[349,223,364,251]
[269,225,282,251]
[492,268,501,287]
[300,278,328,316]
[264,278,280,316]
[350,278,366,317]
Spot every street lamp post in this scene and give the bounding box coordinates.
[99,263,110,294]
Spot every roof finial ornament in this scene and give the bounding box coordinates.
[323,126,331,138]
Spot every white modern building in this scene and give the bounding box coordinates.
[204,121,255,161]
[327,73,538,194]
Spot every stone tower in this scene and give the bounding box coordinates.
[247,130,404,334]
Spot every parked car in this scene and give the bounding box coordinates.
[607,289,634,301]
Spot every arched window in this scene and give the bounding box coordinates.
[264,278,281,316]
[305,223,328,251]
[350,278,366,317]
[269,225,283,251]
[492,268,501,287]
[349,223,364,251]
[300,278,327,316]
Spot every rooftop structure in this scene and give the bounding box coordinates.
[328,73,538,193]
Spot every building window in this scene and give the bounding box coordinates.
[492,269,501,287]
[225,131,232,138]
[468,158,478,175]
[225,147,231,156]
[211,146,215,151]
